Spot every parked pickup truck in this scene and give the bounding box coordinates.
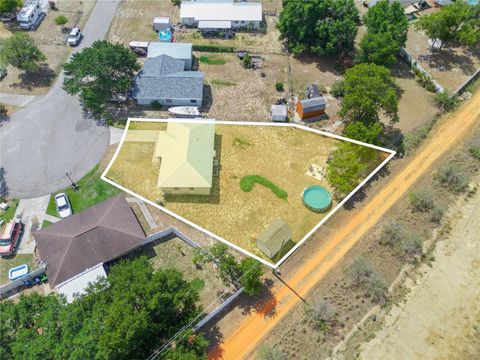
[0,219,23,257]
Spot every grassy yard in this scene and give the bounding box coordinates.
[106,122,388,262]
[46,165,121,217]
[199,55,227,65]
[0,254,35,285]
[0,199,18,224]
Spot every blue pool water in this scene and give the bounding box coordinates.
[467,0,477,5]
[303,185,332,212]
[159,29,172,42]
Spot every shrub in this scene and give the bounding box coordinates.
[150,100,162,109]
[305,300,336,331]
[242,53,252,69]
[330,80,345,97]
[413,67,436,92]
[55,15,68,26]
[275,81,284,92]
[0,103,7,117]
[434,92,458,112]
[348,257,373,286]
[379,220,404,247]
[257,346,287,360]
[171,0,181,5]
[470,145,480,161]
[401,234,423,258]
[240,175,288,200]
[364,276,389,305]
[435,163,469,192]
[430,205,444,224]
[192,44,235,53]
[409,188,434,212]
[192,31,201,39]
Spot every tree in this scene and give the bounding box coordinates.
[343,121,383,145]
[0,257,205,360]
[305,299,336,331]
[0,32,46,72]
[357,32,399,67]
[63,40,140,114]
[363,0,409,47]
[278,0,358,56]
[239,258,264,296]
[339,63,398,124]
[326,143,375,197]
[0,0,21,14]
[54,15,68,27]
[415,1,480,49]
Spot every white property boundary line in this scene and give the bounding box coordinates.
[101,118,396,269]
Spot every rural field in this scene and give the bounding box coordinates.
[0,0,95,95]
[106,121,387,262]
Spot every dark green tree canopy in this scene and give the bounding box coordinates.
[0,257,205,360]
[415,1,480,48]
[0,0,21,13]
[63,40,140,114]
[343,121,383,145]
[357,32,399,67]
[278,0,359,56]
[0,32,46,72]
[339,63,399,124]
[363,0,409,47]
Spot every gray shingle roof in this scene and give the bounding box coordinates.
[300,97,326,112]
[144,55,185,76]
[147,42,193,60]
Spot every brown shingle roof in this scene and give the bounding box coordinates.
[34,195,145,287]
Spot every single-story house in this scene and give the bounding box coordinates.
[180,0,262,33]
[296,97,327,120]
[147,42,193,70]
[133,54,204,107]
[153,17,170,32]
[257,219,292,259]
[33,196,145,302]
[271,104,288,122]
[154,122,216,195]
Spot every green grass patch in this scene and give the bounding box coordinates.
[46,165,121,217]
[42,220,53,229]
[211,79,237,87]
[233,137,252,149]
[190,278,205,292]
[0,254,35,285]
[199,55,227,65]
[240,175,288,200]
[0,199,19,223]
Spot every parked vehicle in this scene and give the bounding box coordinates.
[54,193,72,218]
[0,219,23,257]
[67,27,82,46]
[168,106,201,117]
[16,0,45,30]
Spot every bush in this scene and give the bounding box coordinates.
[330,80,345,97]
[257,346,287,360]
[470,145,480,161]
[430,205,444,224]
[379,220,404,247]
[192,44,235,53]
[240,175,288,200]
[150,100,162,109]
[275,81,284,92]
[409,188,434,212]
[171,0,181,5]
[0,103,7,117]
[413,67,436,92]
[54,15,68,26]
[364,276,389,305]
[242,53,252,69]
[305,300,336,331]
[239,258,264,297]
[348,257,373,286]
[434,163,469,192]
[401,234,423,258]
[434,92,458,112]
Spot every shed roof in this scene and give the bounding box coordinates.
[155,122,215,189]
[257,219,292,257]
[180,1,262,22]
[153,17,170,23]
[34,196,145,287]
[271,104,287,117]
[300,97,326,112]
[147,42,193,60]
[56,263,107,303]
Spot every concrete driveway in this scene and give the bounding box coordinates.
[0,0,121,199]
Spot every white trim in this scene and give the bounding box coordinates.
[102,118,396,269]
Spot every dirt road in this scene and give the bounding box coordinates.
[359,190,480,360]
[210,92,480,359]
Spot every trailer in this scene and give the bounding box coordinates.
[129,41,149,57]
[16,0,45,30]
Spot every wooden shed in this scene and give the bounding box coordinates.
[296,97,326,120]
[256,219,292,259]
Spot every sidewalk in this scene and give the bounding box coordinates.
[0,93,40,107]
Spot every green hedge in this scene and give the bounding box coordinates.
[240,175,288,200]
[192,44,235,53]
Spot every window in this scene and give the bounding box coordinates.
[174,187,180,190]
[190,99,197,104]
[189,187,195,190]
[241,21,245,24]
[166,99,172,103]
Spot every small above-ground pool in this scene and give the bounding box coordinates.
[303,185,332,212]
[8,264,29,281]
[159,29,172,42]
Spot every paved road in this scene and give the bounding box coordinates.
[0,0,121,199]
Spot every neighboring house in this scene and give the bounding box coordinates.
[147,42,193,70]
[133,54,204,107]
[296,97,327,120]
[180,0,262,33]
[153,122,216,195]
[33,196,145,302]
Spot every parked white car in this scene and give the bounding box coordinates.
[54,193,72,218]
[67,28,82,46]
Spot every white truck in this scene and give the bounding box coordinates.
[16,0,45,30]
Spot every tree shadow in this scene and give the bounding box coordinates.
[418,46,477,75]
[0,167,9,197]
[391,58,415,80]
[12,65,55,90]
[204,324,224,359]
[292,53,342,75]
[201,84,213,113]
[165,134,222,205]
